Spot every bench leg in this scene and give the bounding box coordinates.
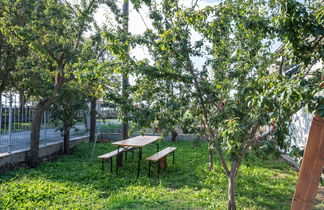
[116,147,119,174]
[173,151,175,164]
[157,162,160,175]
[132,148,134,160]
[101,159,104,172]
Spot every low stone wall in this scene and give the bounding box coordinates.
[0,136,89,170]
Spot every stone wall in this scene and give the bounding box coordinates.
[0,136,89,169]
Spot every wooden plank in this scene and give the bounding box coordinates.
[98,148,126,159]
[146,147,176,161]
[291,115,324,209]
[112,136,160,147]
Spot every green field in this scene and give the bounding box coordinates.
[0,141,301,209]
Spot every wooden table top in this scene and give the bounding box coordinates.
[112,136,160,147]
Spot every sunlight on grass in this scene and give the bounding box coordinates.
[0,141,298,209]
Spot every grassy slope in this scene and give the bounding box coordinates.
[0,141,298,209]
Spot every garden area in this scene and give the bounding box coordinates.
[0,0,323,209]
[0,141,302,209]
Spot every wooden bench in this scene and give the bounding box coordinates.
[98,146,134,172]
[146,147,176,176]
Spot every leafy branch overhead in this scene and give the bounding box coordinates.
[104,0,323,209]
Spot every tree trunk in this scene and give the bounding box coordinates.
[208,142,214,171]
[171,129,178,142]
[121,0,129,140]
[291,114,324,209]
[63,126,70,155]
[19,92,25,122]
[30,103,45,166]
[279,55,285,75]
[228,173,237,210]
[82,110,88,130]
[89,99,96,142]
[29,97,55,167]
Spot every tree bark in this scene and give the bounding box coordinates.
[291,114,324,209]
[63,126,70,154]
[121,111,129,139]
[228,173,237,210]
[279,55,285,75]
[121,0,129,140]
[89,99,96,142]
[208,142,214,171]
[29,98,53,167]
[171,129,178,142]
[82,110,88,130]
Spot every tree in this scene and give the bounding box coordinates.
[74,31,114,142]
[0,31,16,95]
[121,0,130,140]
[51,82,88,154]
[104,0,153,139]
[131,68,190,141]
[129,0,323,209]
[0,0,99,166]
[0,7,30,98]
[51,83,88,154]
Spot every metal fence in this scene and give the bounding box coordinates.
[0,93,88,154]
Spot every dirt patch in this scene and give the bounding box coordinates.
[273,172,289,179]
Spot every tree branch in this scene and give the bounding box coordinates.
[40,40,60,64]
[74,0,96,50]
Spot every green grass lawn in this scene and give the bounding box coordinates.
[0,141,299,209]
[99,123,122,133]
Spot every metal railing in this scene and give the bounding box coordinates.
[0,93,88,154]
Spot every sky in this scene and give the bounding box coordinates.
[93,0,219,68]
[91,0,286,86]
[1,0,218,102]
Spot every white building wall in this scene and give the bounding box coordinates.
[288,60,323,150]
[289,108,313,149]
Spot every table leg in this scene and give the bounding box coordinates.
[156,141,159,152]
[116,146,120,174]
[110,157,113,173]
[138,147,142,160]
[148,161,151,177]
[137,147,142,178]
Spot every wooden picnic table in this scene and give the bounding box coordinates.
[112,135,160,177]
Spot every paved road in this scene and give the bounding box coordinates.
[0,124,87,153]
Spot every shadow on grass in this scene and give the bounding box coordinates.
[0,141,297,209]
